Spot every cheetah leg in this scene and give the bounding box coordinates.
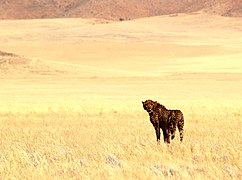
[167,129,171,144]
[162,128,170,143]
[154,126,160,142]
[170,122,177,140]
[178,119,184,142]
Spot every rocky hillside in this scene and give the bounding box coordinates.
[0,0,241,20]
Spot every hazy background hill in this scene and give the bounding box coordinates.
[0,0,241,20]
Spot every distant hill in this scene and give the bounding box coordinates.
[0,0,241,20]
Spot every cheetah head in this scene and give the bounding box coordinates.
[142,100,157,114]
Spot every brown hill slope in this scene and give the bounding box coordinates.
[0,0,241,20]
[0,51,69,78]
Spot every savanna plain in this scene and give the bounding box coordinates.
[0,13,241,179]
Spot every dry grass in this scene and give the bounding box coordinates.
[0,101,241,179]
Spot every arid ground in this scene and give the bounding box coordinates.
[0,13,241,179]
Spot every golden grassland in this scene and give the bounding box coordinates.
[0,101,241,179]
[0,13,242,179]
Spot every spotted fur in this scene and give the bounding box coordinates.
[142,100,184,143]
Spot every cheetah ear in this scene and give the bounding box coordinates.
[142,101,144,104]
[154,101,158,106]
